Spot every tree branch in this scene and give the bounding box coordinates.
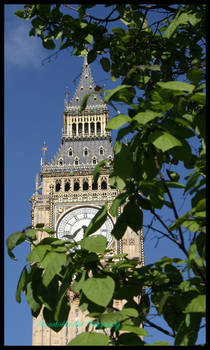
[153,153,188,257]
[144,318,175,338]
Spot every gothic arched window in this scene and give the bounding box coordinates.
[99,146,104,155]
[90,122,95,134]
[74,157,79,166]
[78,123,82,134]
[58,158,63,166]
[74,180,80,191]
[101,180,107,190]
[68,148,73,156]
[84,123,88,134]
[55,181,61,192]
[64,181,70,192]
[83,147,88,156]
[72,124,76,136]
[83,181,89,191]
[97,122,101,134]
[92,181,98,190]
[92,156,97,165]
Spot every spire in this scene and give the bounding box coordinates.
[41,141,47,165]
[66,55,107,113]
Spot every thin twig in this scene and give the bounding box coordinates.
[153,153,188,256]
[144,318,175,338]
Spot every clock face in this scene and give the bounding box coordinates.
[56,206,114,245]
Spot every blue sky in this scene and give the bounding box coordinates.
[5,4,205,346]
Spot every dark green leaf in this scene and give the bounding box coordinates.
[82,276,115,307]
[109,192,128,217]
[93,159,108,182]
[187,67,203,84]
[118,333,144,346]
[43,39,55,50]
[81,235,107,254]
[87,49,97,64]
[84,204,108,237]
[25,281,42,317]
[14,9,25,18]
[104,85,132,104]
[80,93,92,112]
[16,266,28,303]
[6,232,26,260]
[100,57,110,72]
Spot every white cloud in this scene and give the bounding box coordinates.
[5,21,44,69]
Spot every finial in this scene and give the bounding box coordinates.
[41,141,47,165]
[64,87,69,110]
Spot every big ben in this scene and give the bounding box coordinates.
[30,56,144,345]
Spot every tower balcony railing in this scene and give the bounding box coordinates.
[41,162,112,174]
[62,130,110,138]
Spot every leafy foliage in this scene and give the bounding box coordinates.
[9,4,206,346]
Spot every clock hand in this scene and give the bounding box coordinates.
[63,226,84,240]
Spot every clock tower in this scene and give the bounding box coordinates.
[30,56,144,345]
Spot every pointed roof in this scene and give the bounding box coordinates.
[65,55,107,113]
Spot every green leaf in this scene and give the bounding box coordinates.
[111,215,127,240]
[187,67,203,84]
[16,266,28,303]
[84,204,108,237]
[164,181,185,189]
[80,92,92,112]
[149,131,182,152]
[118,333,144,346]
[25,229,37,240]
[133,110,162,125]
[43,39,55,50]
[164,10,201,39]
[14,9,25,18]
[149,341,172,346]
[68,332,109,346]
[109,175,126,190]
[81,235,107,254]
[166,170,180,182]
[82,276,115,307]
[72,270,86,293]
[123,200,143,232]
[106,114,131,130]
[93,159,108,182]
[157,81,195,93]
[184,295,206,314]
[6,232,26,260]
[109,192,128,217]
[25,281,42,317]
[40,252,66,287]
[189,92,206,105]
[85,33,93,44]
[104,85,132,104]
[120,307,139,318]
[119,324,148,336]
[100,57,110,72]
[87,49,97,64]
[26,244,51,263]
